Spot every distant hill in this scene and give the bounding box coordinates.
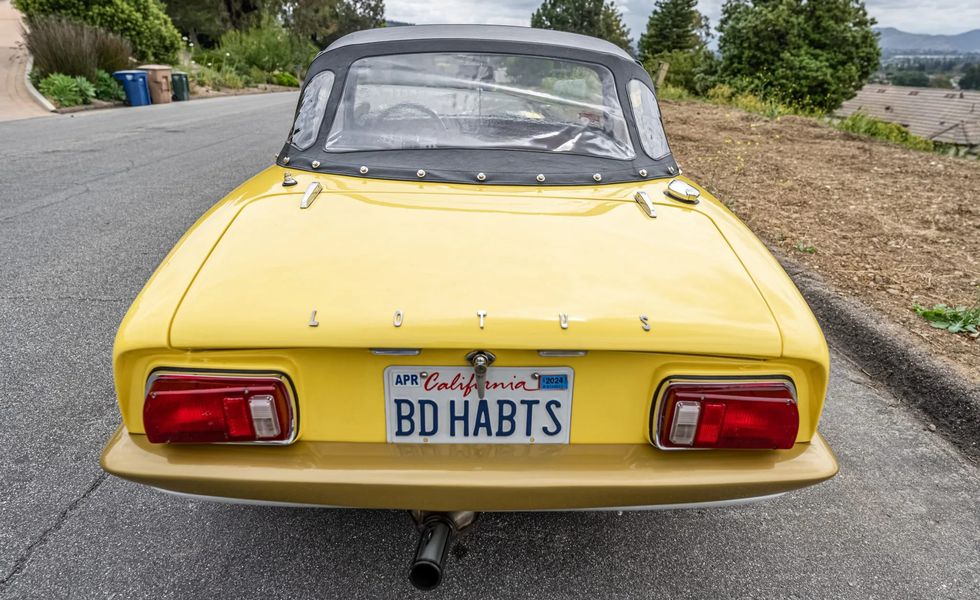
[876,27,980,53]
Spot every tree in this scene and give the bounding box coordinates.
[164,0,232,46]
[716,0,880,113]
[638,0,709,63]
[282,0,385,48]
[960,64,980,90]
[531,0,632,52]
[223,0,265,31]
[889,70,928,87]
[14,0,182,62]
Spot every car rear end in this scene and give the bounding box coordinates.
[103,346,836,511]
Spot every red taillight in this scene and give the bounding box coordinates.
[143,374,294,444]
[656,380,799,449]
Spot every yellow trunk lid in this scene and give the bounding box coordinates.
[169,188,781,357]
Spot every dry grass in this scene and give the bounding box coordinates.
[23,16,131,80]
[662,100,980,382]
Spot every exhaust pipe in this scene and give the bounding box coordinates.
[408,511,477,591]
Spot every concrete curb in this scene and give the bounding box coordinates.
[23,55,56,112]
[776,251,980,460]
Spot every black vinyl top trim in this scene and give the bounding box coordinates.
[276,33,678,186]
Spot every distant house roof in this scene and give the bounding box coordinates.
[836,85,980,146]
[325,24,635,61]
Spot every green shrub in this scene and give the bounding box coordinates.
[247,66,270,86]
[15,0,181,63]
[73,75,96,103]
[834,113,935,152]
[217,17,316,77]
[643,48,718,96]
[270,70,299,87]
[38,73,83,107]
[94,69,125,101]
[193,66,244,91]
[656,84,693,101]
[706,84,734,102]
[220,71,244,90]
[730,92,798,118]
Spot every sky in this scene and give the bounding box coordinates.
[386,1,980,39]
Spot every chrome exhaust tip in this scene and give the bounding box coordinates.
[408,511,477,591]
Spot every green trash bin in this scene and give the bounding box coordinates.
[171,71,190,101]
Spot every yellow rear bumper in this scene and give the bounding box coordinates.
[100,426,838,511]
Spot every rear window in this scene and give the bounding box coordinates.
[628,80,670,159]
[290,71,334,150]
[322,52,635,160]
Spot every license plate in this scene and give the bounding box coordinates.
[384,366,573,444]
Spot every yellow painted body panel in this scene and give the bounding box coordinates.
[107,167,834,508]
[101,428,837,511]
[168,173,779,356]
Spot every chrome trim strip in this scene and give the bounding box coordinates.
[561,493,786,512]
[152,487,784,512]
[537,350,588,357]
[370,348,422,356]
[152,488,341,508]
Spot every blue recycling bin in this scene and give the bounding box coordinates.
[112,70,151,106]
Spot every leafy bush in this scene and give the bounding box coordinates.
[706,84,734,102]
[94,69,125,101]
[834,113,935,152]
[15,0,181,62]
[644,48,718,96]
[217,18,316,76]
[23,16,132,80]
[73,75,96,103]
[193,66,244,91]
[271,70,300,87]
[656,84,693,101]
[38,73,83,107]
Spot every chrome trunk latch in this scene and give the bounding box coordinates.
[465,350,496,400]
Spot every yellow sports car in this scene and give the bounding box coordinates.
[101,25,837,589]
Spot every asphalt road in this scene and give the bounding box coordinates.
[0,93,977,599]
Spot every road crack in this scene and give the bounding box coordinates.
[0,472,108,592]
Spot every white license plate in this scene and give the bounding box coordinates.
[384,366,573,444]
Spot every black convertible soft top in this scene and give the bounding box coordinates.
[276,25,678,185]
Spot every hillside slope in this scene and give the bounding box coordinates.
[662,100,979,381]
[876,27,980,53]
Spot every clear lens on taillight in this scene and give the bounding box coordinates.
[656,380,799,450]
[143,373,294,444]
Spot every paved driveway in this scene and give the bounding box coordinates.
[0,94,977,599]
